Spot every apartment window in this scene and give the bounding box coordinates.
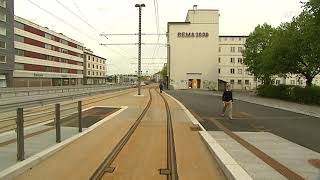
[245,80,250,85]
[230,80,234,84]
[238,47,243,53]
[0,11,6,22]
[61,68,68,73]
[0,55,5,63]
[15,49,24,56]
[218,68,221,74]
[45,55,54,61]
[239,37,242,41]
[218,57,221,63]
[92,64,95,69]
[60,39,68,45]
[290,80,295,85]
[230,47,235,53]
[218,47,221,52]
[45,44,53,50]
[238,80,242,84]
[100,72,102,76]
[0,25,6,36]
[14,35,24,43]
[96,72,98,76]
[230,58,235,63]
[88,63,90,68]
[14,21,25,30]
[0,41,5,49]
[0,0,6,8]
[61,48,68,53]
[77,70,83,74]
[14,63,24,70]
[230,68,235,74]
[238,69,242,74]
[88,71,90,75]
[88,56,90,60]
[276,80,280,85]
[77,45,83,50]
[60,58,68,63]
[245,69,249,75]
[238,58,243,63]
[45,33,55,40]
[45,66,53,72]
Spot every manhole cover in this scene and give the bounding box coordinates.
[309,159,320,169]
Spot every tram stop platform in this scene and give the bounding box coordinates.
[0,87,319,180]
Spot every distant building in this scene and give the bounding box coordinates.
[13,16,84,87]
[218,36,257,90]
[0,0,14,87]
[83,48,107,85]
[167,7,219,90]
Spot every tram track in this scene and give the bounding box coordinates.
[90,88,178,180]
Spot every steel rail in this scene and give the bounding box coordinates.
[90,88,152,180]
[158,90,179,180]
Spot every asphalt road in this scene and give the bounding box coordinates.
[167,90,320,153]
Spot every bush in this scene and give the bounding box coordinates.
[257,84,320,105]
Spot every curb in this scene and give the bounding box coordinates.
[0,106,128,180]
[164,92,252,180]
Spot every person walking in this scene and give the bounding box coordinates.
[159,81,164,93]
[221,84,233,119]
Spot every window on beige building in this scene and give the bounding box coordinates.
[230,69,235,74]
[88,71,90,75]
[238,58,243,63]
[238,47,243,52]
[290,80,295,85]
[218,47,221,52]
[230,58,235,63]
[245,80,250,85]
[218,68,220,74]
[0,55,6,63]
[0,41,5,49]
[230,79,234,84]
[238,80,242,84]
[0,0,6,8]
[238,69,242,74]
[218,57,221,63]
[230,47,236,53]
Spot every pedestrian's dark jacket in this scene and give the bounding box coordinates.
[159,83,163,89]
[222,90,233,102]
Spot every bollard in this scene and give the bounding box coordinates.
[78,101,82,132]
[55,104,61,143]
[16,108,25,161]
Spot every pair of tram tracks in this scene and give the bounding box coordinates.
[90,88,178,180]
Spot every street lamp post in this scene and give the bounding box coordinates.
[135,4,145,95]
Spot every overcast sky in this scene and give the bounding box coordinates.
[15,0,303,75]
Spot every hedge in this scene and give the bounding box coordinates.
[257,84,320,105]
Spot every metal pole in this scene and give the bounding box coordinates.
[55,104,61,143]
[135,4,145,95]
[16,108,24,161]
[78,101,82,132]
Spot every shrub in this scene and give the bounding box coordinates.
[257,84,320,105]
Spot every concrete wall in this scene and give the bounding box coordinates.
[168,10,219,90]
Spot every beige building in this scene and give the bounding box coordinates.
[218,36,257,90]
[167,8,219,90]
[168,7,320,90]
[83,48,107,85]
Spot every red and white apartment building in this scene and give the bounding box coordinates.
[13,16,84,87]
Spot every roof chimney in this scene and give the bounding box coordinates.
[193,5,198,11]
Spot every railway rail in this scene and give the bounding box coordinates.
[90,88,179,180]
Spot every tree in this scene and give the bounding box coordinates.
[160,64,167,79]
[270,1,320,86]
[243,23,277,85]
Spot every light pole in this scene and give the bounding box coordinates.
[135,3,145,95]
